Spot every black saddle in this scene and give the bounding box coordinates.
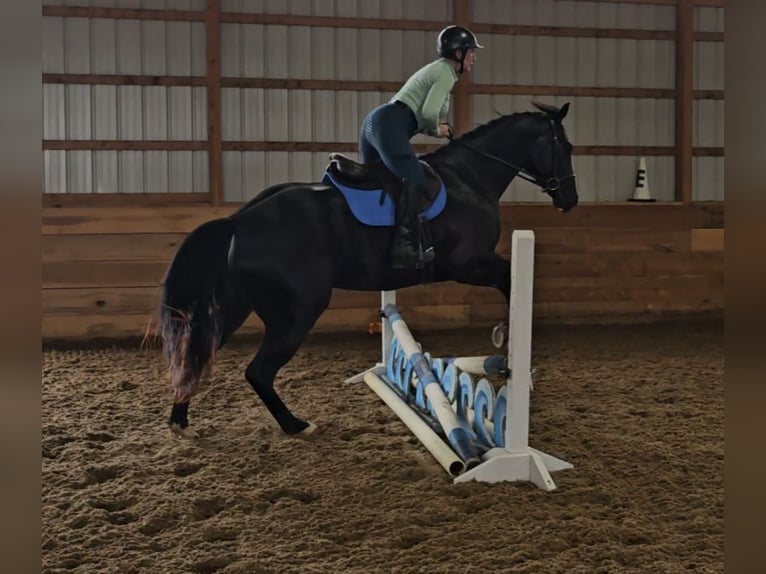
[326,153,443,205]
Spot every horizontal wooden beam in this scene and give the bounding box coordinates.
[43,193,210,207]
[585,0,723,6]
[587,0,681,5]
[470,23,675,40]
[219,12,698,41]
[42,5,206,21]
[693,89,725,100]
[692,147,724,156]
[42,73,206,87]
[41,73,724,101]
[43,140,207,151]
[42,5,724,40]
[221,12,446,31]
[694,31,724,42]
[220,141,435,153]
[691,0,724,6]
[220,77,403,91]
[43,139,721,157]
[471,85,676,98]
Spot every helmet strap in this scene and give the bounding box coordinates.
[458,51,466,74]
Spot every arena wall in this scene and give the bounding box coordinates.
[41,0,724,341]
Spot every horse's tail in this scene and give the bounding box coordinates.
[145,217,235,404]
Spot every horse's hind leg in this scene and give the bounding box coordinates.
[169,402,197,438]
[167,286,253,440]
[243,276,331,436]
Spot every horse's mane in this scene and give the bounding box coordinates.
[423,105,555,162]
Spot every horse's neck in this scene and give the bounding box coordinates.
[432,117,535,203]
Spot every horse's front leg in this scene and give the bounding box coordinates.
[450,252,510,303]
[449,252,511,347]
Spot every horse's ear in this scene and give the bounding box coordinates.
[558,102,570,121]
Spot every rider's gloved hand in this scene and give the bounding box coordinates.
[438,122,453,138]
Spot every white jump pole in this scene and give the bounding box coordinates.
[345,290,396,384]
[382,304,482,469]
[363,372,465,476]
[453,230,572,490]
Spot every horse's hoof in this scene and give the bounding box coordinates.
[292,422,318,440]
[169,423,198,440]
[491,323,507,349]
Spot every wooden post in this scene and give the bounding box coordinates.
[675,0,694,203]
[206,0,223,206]
[452,0,471,136]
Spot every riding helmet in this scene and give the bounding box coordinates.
[437,25,483,60]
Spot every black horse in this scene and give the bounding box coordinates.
[150,101,578,439]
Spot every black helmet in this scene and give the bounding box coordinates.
[437,25,483,61]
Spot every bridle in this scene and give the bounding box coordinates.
[446,119,575,195]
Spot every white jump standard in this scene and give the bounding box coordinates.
[349,230,572,490]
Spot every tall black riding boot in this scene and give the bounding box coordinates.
[390,179,435,269]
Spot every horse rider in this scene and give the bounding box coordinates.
[358,25,483,269]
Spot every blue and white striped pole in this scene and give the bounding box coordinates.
[382,304,481,469]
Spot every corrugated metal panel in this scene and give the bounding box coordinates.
[311,27,336,79]
[289,90,314,141]
[64,18,91,74]
[222,25,435,83]
[68,151,93,193]
[288,27,312,79]
[91,18,117,73]
[168,151,194,192]
[221,88,242,140]
[145,151,169,191]
[116,20,143,74]
[694,100,723,148]
[190,23,207,75]
[311,89,336,142]
[693,158,723,201]
[192,87,208,140]
[472,0,675,30]
[695,7,724,33]
[119,151,144,193]
[93,86,118,139]
[43,18,65,74]
[66,85,92,139]
[94,151,118,193]
[118,86,144,140]
[44,151,67,194]
[44,85,67,140]
[473,36,675,89]
[143,87,169,139]
[223,151,243,200]
[142,21,168,75]
[221,0,449,19]
[266,25,289,79]
[166,22,193,75]
[193,151,209,193]
[694,42,724,91]
[168,87,193,139]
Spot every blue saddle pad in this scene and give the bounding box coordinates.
[321,171,447,227]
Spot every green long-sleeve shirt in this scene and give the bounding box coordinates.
[390,58,458,137]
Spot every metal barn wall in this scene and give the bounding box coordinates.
[43,0,209,194]
[42,0,724,203]
[693,6,724,201]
